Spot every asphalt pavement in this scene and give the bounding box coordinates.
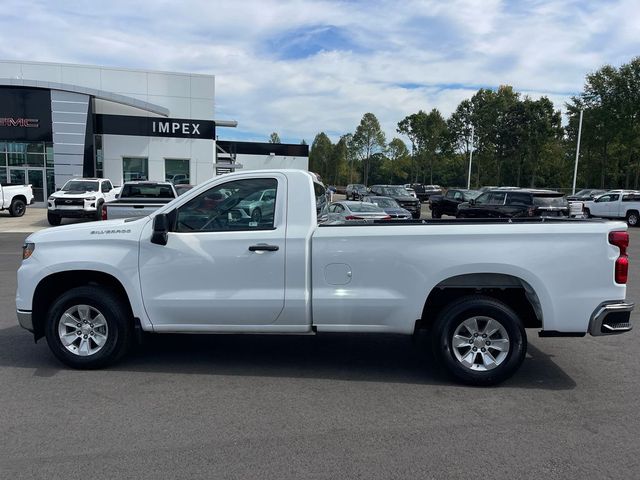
[1,225,639,479]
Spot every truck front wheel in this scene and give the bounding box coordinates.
[44,286,132,369]
[431,295,527,386]
[9,198,26,217]
[626,211,639,227]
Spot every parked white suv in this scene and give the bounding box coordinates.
[47,178,119,225]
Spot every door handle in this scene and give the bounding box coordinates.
[248,244,279,252]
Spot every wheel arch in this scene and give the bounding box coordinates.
[31,270,136,341]
[418,273,544,332]
[12,194,27,204]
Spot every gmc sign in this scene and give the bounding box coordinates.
[0,117,39,127]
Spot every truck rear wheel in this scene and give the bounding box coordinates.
[9,198,26,217]
[431,295,527,386]
[47,212,62,226]
[626,211,639,227]
[44,286,132,369]
[432,208,442,219]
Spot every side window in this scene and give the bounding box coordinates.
[175,178,278,232]
[445,190,455,199]
[488,192,506,204]
[102,181,112,193]
[506,193,531,205]
[453,191,463,201]
[475,193,490,205]
[314,182,328,221]
[597,195,610,203]
[610,194,620,202]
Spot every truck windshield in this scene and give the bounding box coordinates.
[62,181,99,192]
[121,184,175,198]
[533,195,566,207]
[381,187,410,196]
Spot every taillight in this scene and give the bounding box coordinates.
[527,207,535,217]
[101,204,107,221]
[609,231,629,284]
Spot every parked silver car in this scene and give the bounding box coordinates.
[326,201,390,223]
[362,196,412,219]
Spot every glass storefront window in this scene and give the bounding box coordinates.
[165,158,190,185]
[123,157,148,182]
[95,135,103,177]
[26,154,45,167]
[0,169,7,184]
[26,143,45,154]
[46,145,54,166]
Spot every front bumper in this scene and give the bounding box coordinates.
[588,302,634,336]
[17,310,33,332]
[48,208,97,218]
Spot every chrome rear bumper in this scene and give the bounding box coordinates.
[588,302,634,336]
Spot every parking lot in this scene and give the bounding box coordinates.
[1,210,639,479]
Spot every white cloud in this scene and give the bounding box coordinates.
[0,0,636,143]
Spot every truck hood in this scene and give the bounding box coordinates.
[50,191,99,199]
[26,217,150,244]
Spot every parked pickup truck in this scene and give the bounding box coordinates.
[16,170,634,386]
[1,183,34,217]
[101,181,178,220]
[47,178,119,225]
[582,190,640,226]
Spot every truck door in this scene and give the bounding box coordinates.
[138,174,287,327]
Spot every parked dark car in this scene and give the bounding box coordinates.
[369,185,421,218]
[457,189,569,218]
[566,189,607,201]
[410,184,443,202]
[362,195,412,219]
[429,189,481,218]
[345,184,368,200]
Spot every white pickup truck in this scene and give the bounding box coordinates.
[101,181,178,220]
[0,183,34,217]
[16,170,634,385]
[582,190,640,226]
[47,178,119,225]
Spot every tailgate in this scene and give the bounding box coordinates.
[104,202,163,219]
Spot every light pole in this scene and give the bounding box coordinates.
[467,124,474,189]
[572,109,584,195]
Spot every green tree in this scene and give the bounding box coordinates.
[309,132,333,181]
[351,113,386,185]
[269,132,281,143]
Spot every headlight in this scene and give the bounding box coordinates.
[48,196,54,201]
[22,243,35,260]
[86,196,96,201]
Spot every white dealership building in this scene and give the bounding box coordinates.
[0,60,308,202]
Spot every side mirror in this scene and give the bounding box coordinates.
[151,214,169,246]
[469,199,476,205]
[56,187,61,191]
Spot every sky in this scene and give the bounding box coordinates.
[0,0,638,144]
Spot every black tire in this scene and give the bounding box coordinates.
[9,198,26,217]
[626,211,639,227]
[44,286,132,369]
[431,295,527,386]
[583,208,591,218]
[47,212,62,226]
[251,208,262,223]
[412,212,421,219]
[432,208,442,219]
[93,200,104,221]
